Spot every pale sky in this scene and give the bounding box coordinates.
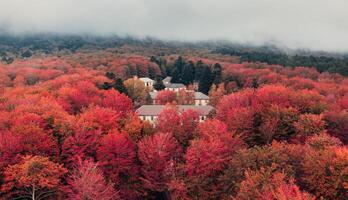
[1,0,348,52]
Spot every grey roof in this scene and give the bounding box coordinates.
[163,76,172,83]
[166,83,186,89]
[149,91,209,100]
[149,92,158,99]
[194,92,209,100]
[139,77,154,83]
[136,105,214,116]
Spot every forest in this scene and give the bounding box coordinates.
[0,35,347,200]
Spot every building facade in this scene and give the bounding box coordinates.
[136,105,214,124]
[139,77,155,90]
[165,83,186,92]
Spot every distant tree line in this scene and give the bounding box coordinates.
[216,48,348,76]
[1,33,347,76]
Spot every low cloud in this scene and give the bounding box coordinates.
[1,0,348,52]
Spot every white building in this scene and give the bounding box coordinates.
[136,105,214,124]
[149,91,209,105]
[194,92,209,105]
[165,83,186,92]
[139,77,155,90]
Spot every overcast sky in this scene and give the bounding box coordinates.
[1,0,348,52]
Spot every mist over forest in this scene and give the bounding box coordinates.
[0,1,347,200]
[1,33,348,76]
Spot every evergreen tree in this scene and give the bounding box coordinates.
[136,65,146,77]
[195,60,205,82]
[113,78,128,94]
[171,56,185,83]
[212,63,222,84]
[127,65,137,76]
[152,56,167,77]
[150,56,158,64]
[154,76,166,91]
[182,61,195,85]
[198,66,213,94]
[171,68,181,83]
[100,82,113,90]
[148,67,156,80]
[105,72,116,80]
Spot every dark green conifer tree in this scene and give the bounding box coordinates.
[198,66,213,94]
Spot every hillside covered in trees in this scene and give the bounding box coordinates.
[1,34,348,76]
[0,36,347,200]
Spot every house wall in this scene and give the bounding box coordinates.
[195,99,209,106]
[144,81,154,91]
[144,81,154,87]
[165,87,185,92]
[139,114,207,123]
[199,115,207,122]
[139,115,158,124]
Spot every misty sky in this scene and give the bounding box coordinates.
[1,0,348,52]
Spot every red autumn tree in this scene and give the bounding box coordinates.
[216,88,254,122]
[156,90,177,105]
[11,112,46,129]
[167,179,191,200]
[255,85,292,108]
[10,124,59,159]
[61,128,101,169]
[138,132,182,194]
[324,110,348,144]
[0,111,10,130]
[122,113,144,141]
[185,121,245,199]
[292,114,325,143]
[225,107,254,136]
[66,159,120,200]
[0,131,22,169]
[208,83,226,106]
[197,119,229,139]
[185,136,243,177]
[58,86,89,114]
[156,106,181,134]
[177,89,195,105]
[58,81,101,114]
[13,75,26,87]
[234,168,314,200]
[256,105,299,145]
[61,105,122,168]
[101,89,132,119]
[305,132,342,150]
[177,109,199,147]
[1,155,67,200]
[76,106,120,134]
[97,131,140,199]
[8,95,75,142]
[157,107,200,147]
[301,146,348,199]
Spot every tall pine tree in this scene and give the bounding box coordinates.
[113,78,128,94]
[154,76,166,91]
[198,66,213,94]
[212,63,222,84]
[171,56,185,83]
[182,61,195,85]
[195,60,205,82]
